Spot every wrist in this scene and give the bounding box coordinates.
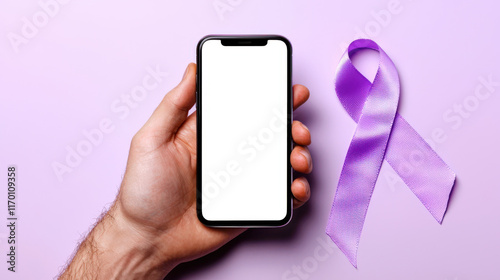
[61,202,178,280]
[93,204,177,279]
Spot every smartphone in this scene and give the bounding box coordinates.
[196,35,292,227]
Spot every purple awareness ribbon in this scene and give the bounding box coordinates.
[326,39,456,267]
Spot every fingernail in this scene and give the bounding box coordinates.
[299,148,312,171]
[299,121,309,133]
[299,177,310,196]
[182,64,190,81]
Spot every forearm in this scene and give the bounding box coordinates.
[59,204,176,279]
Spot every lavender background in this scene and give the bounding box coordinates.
[1,0,499,279]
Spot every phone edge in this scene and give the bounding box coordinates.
[196,35,293,228]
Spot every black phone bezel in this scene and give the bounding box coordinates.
[196,35,293,227]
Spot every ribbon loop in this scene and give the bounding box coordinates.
[326,39,455,267]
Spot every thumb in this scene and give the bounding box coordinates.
[142,63,196,141]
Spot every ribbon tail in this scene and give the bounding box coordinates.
[385,115,456,223]
[325,88,397,268]
[326,232,359,268]
[325,157,376,269]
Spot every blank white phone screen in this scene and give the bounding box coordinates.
[201,39,289,221]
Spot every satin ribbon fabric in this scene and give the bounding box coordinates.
[326,39,456,267]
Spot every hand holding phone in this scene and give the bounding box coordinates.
[61,53,312,278]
